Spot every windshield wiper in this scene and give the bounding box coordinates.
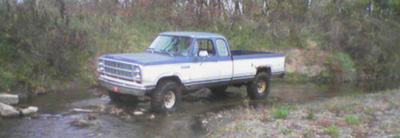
[147,48,155,54]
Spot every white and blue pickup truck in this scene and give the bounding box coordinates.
[98,32,285,113]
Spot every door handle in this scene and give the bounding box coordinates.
[181,65,190,69]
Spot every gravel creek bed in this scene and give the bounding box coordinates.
[203,89,400,138]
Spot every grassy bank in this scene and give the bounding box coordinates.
[203,89,400,137]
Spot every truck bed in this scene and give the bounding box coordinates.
[231,50,285,79]
[231,50,284,59]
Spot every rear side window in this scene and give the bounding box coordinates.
[216,39,228,56]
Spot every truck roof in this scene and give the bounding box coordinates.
[160,32,225,39]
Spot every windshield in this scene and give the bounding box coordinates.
[148,36,193,56]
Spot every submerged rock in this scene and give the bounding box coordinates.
[0,94,19,105]
[0,102,20,117]
[147,114,156,120]
[72,108,94,113]
[33,87,48,95]
[69,119,98,127]
[87,113,97,120]
[20,106,39,115]
[42,114,63,119]
[133,111,144,115]
[69,114,99,127]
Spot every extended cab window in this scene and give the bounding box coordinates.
[195,39,215,56]
[216,39,229,56]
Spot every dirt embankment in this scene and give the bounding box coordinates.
[203,89,400,138]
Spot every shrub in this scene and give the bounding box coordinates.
[320,51,356,81]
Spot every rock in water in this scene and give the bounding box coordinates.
[87,114,97,120]
[69,119,98,127]
[20,106,39,115]
[0,102,20,117]
[72,108,93,113]
[133,111,144,115]
[0,94,19,105]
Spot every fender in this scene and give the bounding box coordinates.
[154,73,183,85]
[256,65,272,74]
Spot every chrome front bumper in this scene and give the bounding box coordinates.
[99,77,154,96]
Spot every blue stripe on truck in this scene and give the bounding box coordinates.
[232,54,285,60]
[177,72,284,86]
[184,77,232,86]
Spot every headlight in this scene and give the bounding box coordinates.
[98,59,104,73]
[133,67,140,73]
[134,74,141,79]
[132,66,142,83]
[98,59,104,65]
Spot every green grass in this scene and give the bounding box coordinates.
[272,105,296,119]
[324,125,340,138]
[306,110,316,120]
[344,114,363,125]
[352,92,363,98]
[285,73,309,81]
[281,129,293,135]
[325,105,340,110]
[364,107,375,115]
[272,109,288,119]
[301,131,313,138]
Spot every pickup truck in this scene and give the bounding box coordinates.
[97,32,285,113]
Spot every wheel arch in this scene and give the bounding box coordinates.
[256,66,272,75]
[156,75,183,87]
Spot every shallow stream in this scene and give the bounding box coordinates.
[0,80,398,138]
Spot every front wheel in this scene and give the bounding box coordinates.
[247,72,270,99]
[151,80,182,113]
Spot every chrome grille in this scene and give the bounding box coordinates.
[104,61,133,70]
[104,68,133,78]
[98,59,139,81]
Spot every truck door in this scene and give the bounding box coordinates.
[189,39,220,85]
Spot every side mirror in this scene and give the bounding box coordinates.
[199,50,209,58]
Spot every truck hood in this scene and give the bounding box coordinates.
[101,52,190,66]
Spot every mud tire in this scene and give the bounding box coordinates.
[151,80,182,113]
[247,72,270,99]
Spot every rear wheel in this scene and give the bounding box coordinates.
[247,72,270,99]
[108,91,123,102]
[151,80,182,113]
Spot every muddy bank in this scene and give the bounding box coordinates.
[204,89,400,138]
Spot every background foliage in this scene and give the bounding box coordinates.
[0,0,399,93]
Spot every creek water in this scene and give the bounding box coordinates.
[0,79,399,138]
